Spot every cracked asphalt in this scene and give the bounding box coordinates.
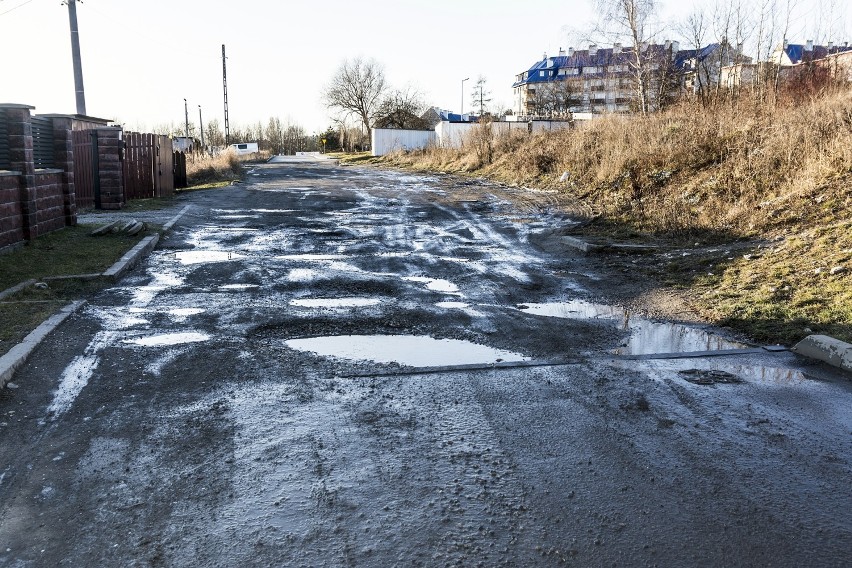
[1,156,850,566]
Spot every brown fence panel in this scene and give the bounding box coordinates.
[157,135,175,196]
[174,151,187,189]
[123,132,159,200]
[72,130,95,209]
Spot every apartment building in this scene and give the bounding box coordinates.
[513,41,742,117]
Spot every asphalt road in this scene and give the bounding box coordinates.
[1,157,850,566]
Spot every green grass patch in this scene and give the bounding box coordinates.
[0,224,145,291]
[0,225,150,358]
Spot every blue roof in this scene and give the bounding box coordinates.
[783,43,852,64]
[513,43,721,88]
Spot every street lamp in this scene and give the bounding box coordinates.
[461,77,469,117]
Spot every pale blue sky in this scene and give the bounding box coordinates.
[0,0,848,134]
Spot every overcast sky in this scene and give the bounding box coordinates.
[1,0,848,135]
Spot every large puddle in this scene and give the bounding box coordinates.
[290,298,382,308]
[285,335,528,367]
[517,301,747,355]
[123,332,211,347]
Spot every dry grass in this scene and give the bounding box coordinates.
[184,149,272,185]
[386,90,852,239]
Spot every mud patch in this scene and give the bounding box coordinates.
[679,369,744,385]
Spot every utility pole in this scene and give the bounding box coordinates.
[461,77,469,117]
[222,44,230,146]
[65,0,87,115]
[184,98,190,150]
[198,105,205,153]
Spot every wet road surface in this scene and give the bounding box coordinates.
[1,157,851,566]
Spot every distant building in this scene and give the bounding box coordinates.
[512,41,747,117]
[720,40,852,91]
[230,142,259,155]
[420,108,478,129]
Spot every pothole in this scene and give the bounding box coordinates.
[517,301,746,355]
[123,332,211,347]
[403,276,460,294]
[173,251,246,265]
[290,298,382,308]
[284,335,528,367]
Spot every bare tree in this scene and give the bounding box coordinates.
[323,57,387,141]
[374,88,429,129]
[530,79,582,117]
[470,76,492,116]
[595,0,658,115]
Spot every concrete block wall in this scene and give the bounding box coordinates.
[33,171,66,235]
[0,104,78,249]
[0,173,23,249]
[95,128,124,210]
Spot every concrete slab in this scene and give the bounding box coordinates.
[792,335,852,373]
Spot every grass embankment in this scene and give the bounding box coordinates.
[0,225,146,358]
[383,91,852,344]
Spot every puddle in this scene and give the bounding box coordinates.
[403,276,460,294]
[123,332,211,347]
[220,284,260,291]
[277,254,348,261]
[290,298,382,308]
[517,301,746,355]
[174,251,246,265]
[285,335,528,367]
[436,302,470,309]
[165,308,205,322]
[287,269,320,282]
[625,359,810,387]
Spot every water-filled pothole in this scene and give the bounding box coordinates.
[290,298,381,308]
[123,332,211,347]
[517,301,746,355]
[285,335,528,367]
[403,276,460,294]
[174,251,246,265]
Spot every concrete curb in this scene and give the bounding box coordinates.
[0,300,86,389]
[1,204,191,388]
[101,204,190,281]
[102,234,160,281]
[792,335,852,373]
[0,279,36,301]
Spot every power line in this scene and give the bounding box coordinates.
[0,0,35,17]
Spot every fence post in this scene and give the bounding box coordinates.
[49,116,77,226]
[3,104,37,239]
[94,127,125,209]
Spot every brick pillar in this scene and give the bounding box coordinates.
[95,127,124,210]
[51,116,77,226]
[2,105,37,240]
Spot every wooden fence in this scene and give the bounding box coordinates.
[72,130,96,209]
[123,132,175,200]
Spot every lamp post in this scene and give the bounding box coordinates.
[461,77,469,117]
[183,98,190,150]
